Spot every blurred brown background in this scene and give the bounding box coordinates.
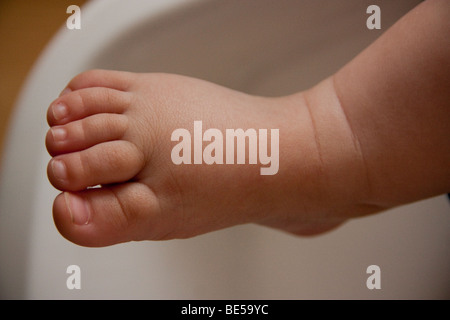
[0,0,88,159]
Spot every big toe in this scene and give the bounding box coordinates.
[53,182,168,247]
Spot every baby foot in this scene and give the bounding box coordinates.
[46,70,366,247]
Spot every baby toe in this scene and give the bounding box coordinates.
[62,69,136,93]
[47,87,132,126]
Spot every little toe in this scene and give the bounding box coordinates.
[47,140,145,191]
[47,87,132,126]
[46,113,129,156]
[53,182,166,247]
[61,69,136,94]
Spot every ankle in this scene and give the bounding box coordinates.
[280,79,373,218]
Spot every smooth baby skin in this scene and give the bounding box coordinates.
[46,0,450,247]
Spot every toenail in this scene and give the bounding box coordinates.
[64,192,91,225]
[59,87,72,97]
[53,103,68,121]
[51,159,68,181]
[51,127,67,142]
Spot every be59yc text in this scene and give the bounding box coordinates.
[225,304,268,315]
[181,303,269,317]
